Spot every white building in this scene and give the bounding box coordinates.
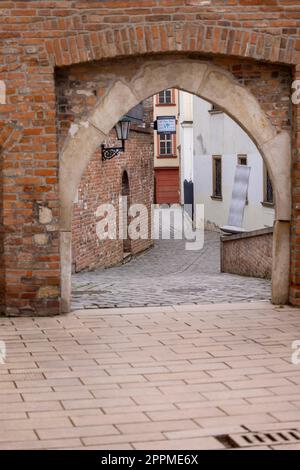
[179,91,193,202]
[179,92,275,231]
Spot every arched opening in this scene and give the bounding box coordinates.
[59,57,291,313]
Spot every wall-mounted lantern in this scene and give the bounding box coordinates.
[101,117,131,161]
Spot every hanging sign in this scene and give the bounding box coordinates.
[156,115,176,134]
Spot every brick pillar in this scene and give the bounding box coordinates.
[0,143,3,314]
[290,65,300,305]
[1,64,61,316]
[0,122,24,315]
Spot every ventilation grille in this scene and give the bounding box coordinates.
[216,430,300,448]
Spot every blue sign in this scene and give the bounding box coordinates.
[156,115,176,134]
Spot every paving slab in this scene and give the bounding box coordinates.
[0,302,300,449]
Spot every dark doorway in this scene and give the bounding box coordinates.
[121,171,131,256]
[184,179,194,220]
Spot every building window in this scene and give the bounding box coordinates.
[157,89,174,105]
[159,133,173,156]
[212,156,222,199]
[238,155,247,166]
[263,167,274,205]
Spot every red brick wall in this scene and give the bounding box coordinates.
[221,228,273,280]
[2,1,299,37]
[72,127,154,273]
[0,1,299,315]
[55,67,154,272]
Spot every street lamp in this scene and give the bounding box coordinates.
[101,117,131,161]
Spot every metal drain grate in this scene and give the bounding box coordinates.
[216,430,300,448]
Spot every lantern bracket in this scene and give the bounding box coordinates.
[101,116,131,161]
[101,140,125,161]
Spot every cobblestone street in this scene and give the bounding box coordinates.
[72,231,271,310]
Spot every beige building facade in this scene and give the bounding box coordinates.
[153,89,180,204]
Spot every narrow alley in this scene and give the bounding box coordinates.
[72,231,271,310]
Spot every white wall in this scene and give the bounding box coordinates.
[192,96,275,231]
[179,91,194,204]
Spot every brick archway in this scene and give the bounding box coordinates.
[1,4,299,316]
[45,24,299,68]
[59,58,291,313]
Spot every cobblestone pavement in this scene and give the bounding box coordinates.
[72,231,271,310]
[1,302,300,450]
